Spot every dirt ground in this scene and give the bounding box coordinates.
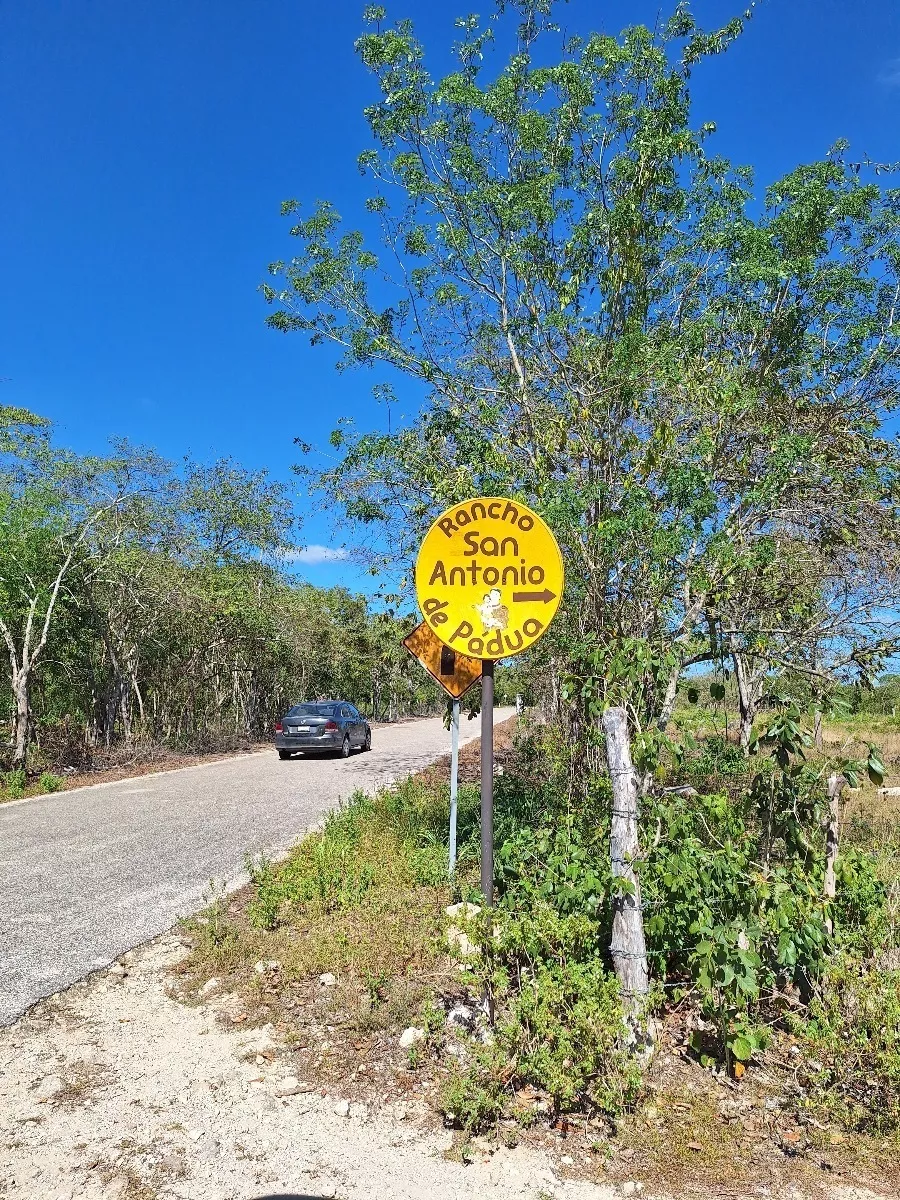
[0,743,272,803]
[0,935,619,1200]
[0,934,890,1200]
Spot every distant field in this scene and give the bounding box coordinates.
[671,704,900,823]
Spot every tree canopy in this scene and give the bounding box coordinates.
[263,1,900,736]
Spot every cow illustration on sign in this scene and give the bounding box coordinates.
[476,589,509,634]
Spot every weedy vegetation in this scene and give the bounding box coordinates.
[180,710,899,1176]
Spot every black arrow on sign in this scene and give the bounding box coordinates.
[512,588,557,603]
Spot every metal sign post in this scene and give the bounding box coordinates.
[448,698,460,874]
[402,623,479,876]
[480,660,494,906]
[412,497,563,914]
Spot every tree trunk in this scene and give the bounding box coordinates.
[11,672,30,768]
[103,675,122,748]
[731,645,764,755]
[602,706,653,1059]
[549,658,560,718]
[814,708,824,753]
[119,678,133,747]
[655,666,681,733]
[739,705,754,754]
[824,772,846,935]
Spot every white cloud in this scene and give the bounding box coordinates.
[286,544,349,565]
[878,58,900,87]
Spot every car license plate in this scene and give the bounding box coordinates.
[297,725,311,733]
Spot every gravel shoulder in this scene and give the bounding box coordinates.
[0,934,888,1200]
[0,709,511,1026]
[0,934,614,1200]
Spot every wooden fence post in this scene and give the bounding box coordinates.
[824,772,846,935]
[602,706,653,1057]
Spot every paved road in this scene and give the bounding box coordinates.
[0,709,513,1025]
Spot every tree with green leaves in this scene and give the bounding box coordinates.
[706,532,900,751]
[264,1,900,745]
[1,408,440,769]
[0,408,149,766]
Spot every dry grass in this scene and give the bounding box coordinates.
[94,1140,188,1200]
[609,1080,900,1199]
[53,1059,116,1109]
[179,882,452,1005]
[171,772,466,1093]
[172,871,459,1101]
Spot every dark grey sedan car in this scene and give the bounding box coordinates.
[275,701,371,760]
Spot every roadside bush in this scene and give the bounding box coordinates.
[441,902,641,1126]
[489,713,889,1078]
[38,772,62,794]
[497,810,610,922]
[684,734,749,786]
[4,769,26,799]
[440,950,641,1131]
[832,846,889,941]
[503,953,641,1115]
[441,1042,510,1133]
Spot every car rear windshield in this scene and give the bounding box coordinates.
[288,703,339,718]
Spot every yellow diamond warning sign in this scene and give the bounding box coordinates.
[415,497,563,660]
[402,621,482,699]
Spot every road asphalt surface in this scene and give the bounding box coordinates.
[0,708,513,1026]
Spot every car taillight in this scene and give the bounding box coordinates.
[323,720,338,731]
[275,723,283,733]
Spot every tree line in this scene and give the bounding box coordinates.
[0,406,442,771]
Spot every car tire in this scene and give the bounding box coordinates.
[277,750,292,761]
[339,736,351,759]
[363,729,372,752]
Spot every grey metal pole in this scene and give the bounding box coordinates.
[480,660,494,906]
[448,698,460,875]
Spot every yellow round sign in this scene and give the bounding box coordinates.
[415,497,563,660]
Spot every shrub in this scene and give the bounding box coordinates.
[38,772,62,794]
[441,1042,509,1133]
[687,735,749,783]
[4,769,26,799]
[832,846,889,941]
[502,954,642,1115]
[492,709,891,1077]
[497,811,610,922]
[446,899,641,1126]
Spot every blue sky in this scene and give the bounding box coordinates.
[1,0,899,592]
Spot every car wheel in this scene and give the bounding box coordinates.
[277,750,292,761]
[339,736,351,759]
[363,729,372,752]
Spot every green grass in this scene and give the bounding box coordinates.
[178,776,467,1031]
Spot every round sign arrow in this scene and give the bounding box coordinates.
[414,497,564,660]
